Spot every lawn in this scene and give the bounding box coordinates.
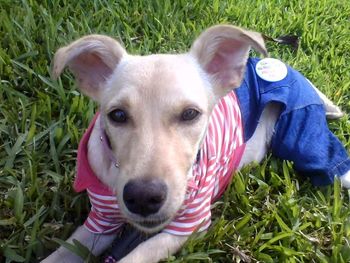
[1,0,350,262]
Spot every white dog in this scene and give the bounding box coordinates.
[43,25,350,263]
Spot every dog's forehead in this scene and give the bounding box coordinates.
[103,54,210,108]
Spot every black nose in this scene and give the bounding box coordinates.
[123,178,167,217]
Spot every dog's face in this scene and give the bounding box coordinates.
[53,25,266,232]
[100,54,212,231]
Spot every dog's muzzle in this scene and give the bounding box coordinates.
[123,178,167,217]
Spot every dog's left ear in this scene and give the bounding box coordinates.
[190,25,267,98]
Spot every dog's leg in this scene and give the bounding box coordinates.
[239,88,349,188]
[41,226,117,263]
[238,103,281,168]
[340,171,350,188]
[306,79,344,119]
[118,233,188,263]
[301,80,350,187]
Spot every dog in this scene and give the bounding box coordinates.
[42,25,350,263]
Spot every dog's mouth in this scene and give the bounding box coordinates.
[138,220,163,228]
[131,217,171,232]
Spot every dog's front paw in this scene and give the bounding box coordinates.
[118,256,135,263]
[118,253,146,263]
[339,170,350,188]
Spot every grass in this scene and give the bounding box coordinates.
[0,0,349,262]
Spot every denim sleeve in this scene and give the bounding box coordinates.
[271,104,350,186]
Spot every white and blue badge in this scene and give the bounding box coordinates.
[255,58,288,82]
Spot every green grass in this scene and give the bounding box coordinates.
[1,0,349,262]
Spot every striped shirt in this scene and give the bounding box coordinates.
[74,90,245,235]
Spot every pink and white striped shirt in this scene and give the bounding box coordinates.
[74,90,245,236]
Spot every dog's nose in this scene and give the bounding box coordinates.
[123,178,167,217]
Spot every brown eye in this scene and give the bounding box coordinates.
[181,108,200,121]
[108,109,128,123]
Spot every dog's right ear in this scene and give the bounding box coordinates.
[53,35,127,101]
[190,25,267,99]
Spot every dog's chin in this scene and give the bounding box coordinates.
[130,217,172,233]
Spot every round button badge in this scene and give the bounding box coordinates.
[255,58,288,82]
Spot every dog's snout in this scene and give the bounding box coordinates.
[123,178,167,217]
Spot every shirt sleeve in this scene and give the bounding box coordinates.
[271,104,350,186]
[84,189,125,234]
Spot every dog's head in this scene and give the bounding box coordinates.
[53,25,267,232]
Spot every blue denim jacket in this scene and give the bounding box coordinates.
[235,58,350,186]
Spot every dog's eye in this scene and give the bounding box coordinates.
[181,108,200,121]
[108,109,128,123]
